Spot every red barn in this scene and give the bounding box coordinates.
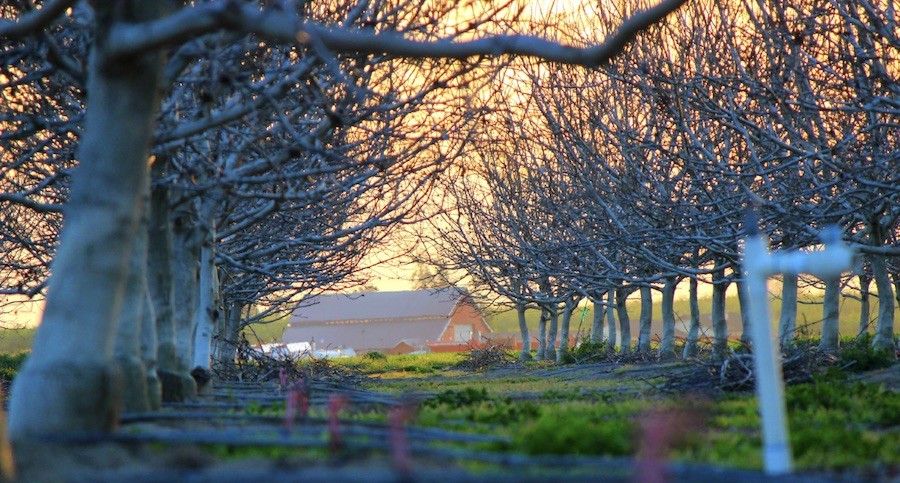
[282,288,493,355]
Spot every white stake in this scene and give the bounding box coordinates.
[741,222,852,475]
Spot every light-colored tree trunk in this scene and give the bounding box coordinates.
[191,239,219,376]
[545,303,558,361]
[659,277,677,360]
[590,295,605,344]
[638,286,652,354]
[871,256,895,354]
[8,4,165,437]
[779,274,798,346]
[736,278,752,347]
[114,189,151,413]
[556,296,578,363]
[819,276,841,353]
[535,308,548,362]
[516,304,532,361]
[605,289,617,350]
[857,274,871,339]
[616,285,632,355]
[683,277,701,358]
[712,267,729,358]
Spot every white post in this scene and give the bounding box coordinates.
[741,223,853,475]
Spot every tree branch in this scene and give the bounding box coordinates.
[0,0,76,39]
[106,0,687,67]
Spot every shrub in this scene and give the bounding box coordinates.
[364,351,386,361]
[838,334,895,372]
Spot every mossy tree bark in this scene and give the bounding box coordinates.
[638,286,653,354]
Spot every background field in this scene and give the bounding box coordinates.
[4,290,897,353]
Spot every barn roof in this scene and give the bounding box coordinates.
[287,288,466,325]
[282,317,449,352]
[282,288,474,352]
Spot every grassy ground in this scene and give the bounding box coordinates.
[348,347,898,474]
[3,338,897,480]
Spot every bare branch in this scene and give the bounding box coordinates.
[0,0,76,39]
[106,0,687,67]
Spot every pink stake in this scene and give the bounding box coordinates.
[389,405,412,474]
[328,394,349,452]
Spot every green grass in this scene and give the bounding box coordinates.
[0,327,36,353]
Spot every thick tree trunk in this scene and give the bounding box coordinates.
[616,286,632,355]
[535,308,548,362]
[683,277,701,358]
[545,303,559,361]
[819,276,841,353]
[659,277,677,360]
[712,268,729,358]
[736,278,752,348]
[590,296,605,344]
[605,289,617,350]
[516,304,532,361]
[857,274,871,338]
[556,296,578,363]
[171,207,201,397]
[148,165,195,402]
[871,257,895,353]
[8,8,165,437]
[638,286,652,354]
[779,274,798,346]
[114,192,151,413]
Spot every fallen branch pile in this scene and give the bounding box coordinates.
[454,341,517,372]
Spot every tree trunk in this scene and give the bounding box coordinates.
[191,239,219,379]
[712,267,729,358]
[535,308,548,362]
[148,164,195,402]
[213,301,243,375]
[871,256,895,353]
[113,191,151,413]
[857,273,871,338]
[683,277,701,358]
[556,296,578,363]
[516,304,532,361]
[590,296,605,344]
[659,277,677,360]
[141,284,162,410]
[779,273,798,346]
[819,276,841,353]
[8,5,165,437]
[616,286,632,355]
[638,286,652,354]
[605,289,617,350]
[171,205,201,397]
[736,278,752,348]
[545,303,558,361]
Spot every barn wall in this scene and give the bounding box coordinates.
[439,300,492,342]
